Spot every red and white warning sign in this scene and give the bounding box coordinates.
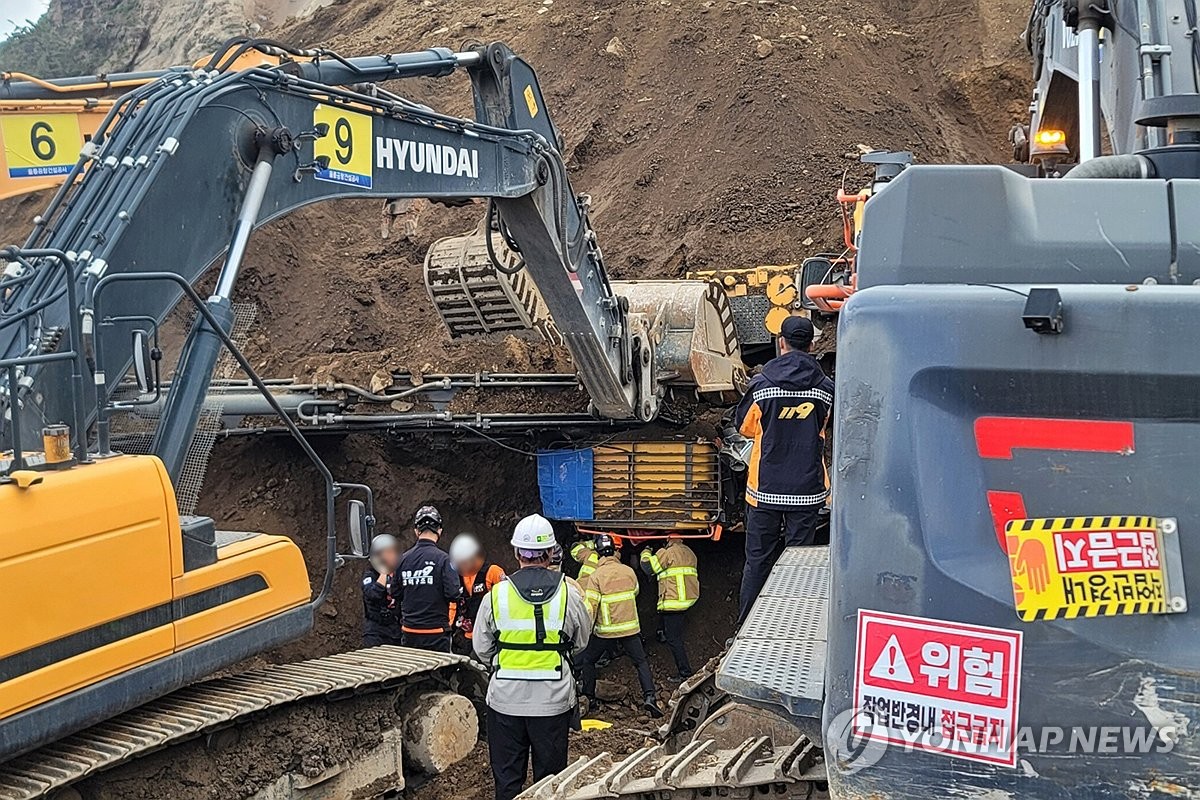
[853,610,1023,766]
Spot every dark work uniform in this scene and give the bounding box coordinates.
[734,349,833,624]
[453,560,506,655]
[362,567,402,646]
[390,538,463,652]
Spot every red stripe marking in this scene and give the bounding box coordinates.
[986,490,1028,554]
[974,417,1135,460]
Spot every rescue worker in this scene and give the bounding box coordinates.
[362,533,402,646]
[639,535,699,680]
[734,316,833,624]
[569,538,601,581]
[570,534,623,581]
[577,534,663,718]
[550,542,586,599]
[473,514,592,800]
[390,505,463,652]
[449,533,506,655]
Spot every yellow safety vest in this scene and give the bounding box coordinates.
[583,558,641,637]
[570,542,601,580]
[491,579,570,680]
[640,543,700,611]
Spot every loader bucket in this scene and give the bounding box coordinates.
[613,280,746,397]
[591,440,722,529]
[423,228,561,343]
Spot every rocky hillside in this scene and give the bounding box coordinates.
[0,0,331,76]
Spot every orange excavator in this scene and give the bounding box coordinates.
[800,150,911,320]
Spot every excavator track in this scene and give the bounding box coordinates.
[529,653,824,800]
[0,647,485,800]
[657,658,729,748]
[520,735,825,800]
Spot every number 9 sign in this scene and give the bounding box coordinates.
[312,104,373,188]
[1,113,82,179]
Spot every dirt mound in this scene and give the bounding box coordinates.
[206,0,1030,384]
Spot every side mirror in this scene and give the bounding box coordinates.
[132,329,155,393]
[348,499,370,558]
[798,258,834,312]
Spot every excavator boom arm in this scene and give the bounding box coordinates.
[1,42,646,469]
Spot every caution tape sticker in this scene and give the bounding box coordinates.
[1005,516,1168,621]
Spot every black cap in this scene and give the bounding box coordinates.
[414,505,442,531]
[780,316,815,349]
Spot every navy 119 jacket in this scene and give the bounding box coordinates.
[733,349,834,509]
[390,538,463,634]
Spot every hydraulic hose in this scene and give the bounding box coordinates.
[1065,154,1156,179]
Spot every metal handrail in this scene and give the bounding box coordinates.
[0,247,91,466]
[91,271,346,608]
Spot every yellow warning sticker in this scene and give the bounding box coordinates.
[523,85,539,118]
[1005,516,1166,621]
[313,104,372,188]
[1,113,82,179]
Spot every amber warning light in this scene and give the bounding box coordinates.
[1034,128,1068,147]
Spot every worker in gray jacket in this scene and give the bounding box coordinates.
[474,514,593,800]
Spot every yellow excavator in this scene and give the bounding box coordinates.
[0,37,747,797]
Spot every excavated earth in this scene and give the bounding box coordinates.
[0,0,1030,794]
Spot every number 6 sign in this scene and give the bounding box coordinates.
[0,112,82,179]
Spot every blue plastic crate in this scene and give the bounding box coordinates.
[537,449,594,520]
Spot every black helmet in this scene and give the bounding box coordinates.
[414,505,443,532]
[594,533,616,558]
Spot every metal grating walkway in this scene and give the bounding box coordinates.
[717,545,829,719]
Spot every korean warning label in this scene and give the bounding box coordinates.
[853,610,1023,766]
[1005,516,1166,621]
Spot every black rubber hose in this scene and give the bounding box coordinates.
[1065,154,1155,179]
[486,199,527,275]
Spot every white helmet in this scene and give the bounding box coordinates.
[449,533,482,566]
[368,533,399,573]
[511,514,556,550]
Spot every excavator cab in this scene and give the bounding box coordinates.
[0,259,365,762]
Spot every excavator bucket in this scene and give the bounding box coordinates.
[612,280,745,397]
[423,228,561,343]
[426,234,746,397]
